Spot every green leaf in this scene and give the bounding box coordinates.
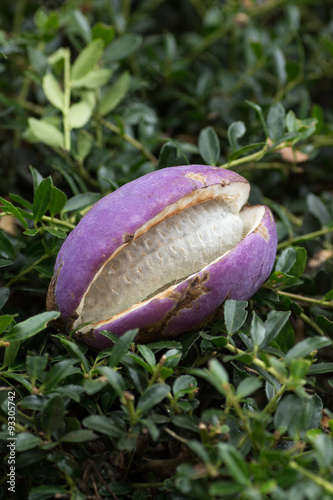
[209,482,244,496]
[0,229,15,260]
[308,362,333,374]
[290,358,311,379]
[158,141,188,168]
[293,118,317,144]
[92,22,115,46]
[306,193,331,225]
[180,330,201,358]
[249,312,266,347]
[8,193,33,211]
[0,258,13,268]
[201,331,228,349]
[275,246,307,279]
[198,126,221,165]
[324,289,333,301]
[28,486,68,499]
[284,337,331,363]
[217,443,250,486]
[23,228,39,237]
[163,348,182,369]
[59,338,90,373]
[42,73,64,111]
[1,339,19,369]
[137,384,171,413]
[26,355,48,380]
[43,227,67,238]
[307,432,333,470]
[274,394,306,437]
[71,68,112,89]
[61,430,98,442]
[71,38,104,81]
[227,121,246,151]
[70,9,91,44]
[108,328,138,368]
[41,395,65,433]
[224,300,248,334]
[267,102,286,141]
[125,352,154,374]
[98,71,131,116]
[246,100,268,137]
[272,46,287,85]
[75,130,93,161]
[42,360,80,391]
[0,197,28,228]
[62,192,101,214]
[0,314,15,334]
[137,344,156,367]
[16,432,43,452]
[104,33,142,62]
[3,311,60,341]
[83,415,123,438]
[235,377,262,399]
[29,165,44,192]
[228,142,266,163]
[48,186,67,217]
[187,439,211,464]
[68,99,94,128]
[173,375,197,398]
[33,177,53,222]
[286,109,298,133]
[311,104,325,133]
[271,319,295,352]
[266,198,293,238]
[261,311,291,348]
[208,358,229,389]
[56,385,84,403]
[28,118,64,148]
[98,366,125,397]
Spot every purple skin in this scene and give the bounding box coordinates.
[47,165,277,348]
[82,207,277,349]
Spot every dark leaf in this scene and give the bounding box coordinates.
[41,395,65,433]
[33,177,53,222]
[0,197,28,228]
[61,430,98,442]
[49,186,67,217]
[224,300,248,334]
[284,337,331,363]
[227,121,246,151]
[3,311,60,342]
[198,126,220,165]
[104,33,142,62]
[0,229,16,260]
[137,384,170,413]
[267,102,286,141]
[108,328,138,368]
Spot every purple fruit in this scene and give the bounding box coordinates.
[47,165,277,349]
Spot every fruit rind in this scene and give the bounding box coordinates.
[46,165,277,348]
[49,165,248,322]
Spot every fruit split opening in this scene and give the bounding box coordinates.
[73,182,265,328]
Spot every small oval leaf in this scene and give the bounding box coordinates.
[28,118,64,148]
[42,73,64,111]
[198,126,220,165]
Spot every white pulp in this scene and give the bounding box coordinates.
[80,199,244,324]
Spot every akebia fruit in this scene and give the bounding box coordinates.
[46,165,277,349]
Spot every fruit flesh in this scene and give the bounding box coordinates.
[79,198,244,324]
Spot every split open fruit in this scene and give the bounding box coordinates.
[46,165,277,349]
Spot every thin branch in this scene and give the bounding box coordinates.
[101,119,159,166]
